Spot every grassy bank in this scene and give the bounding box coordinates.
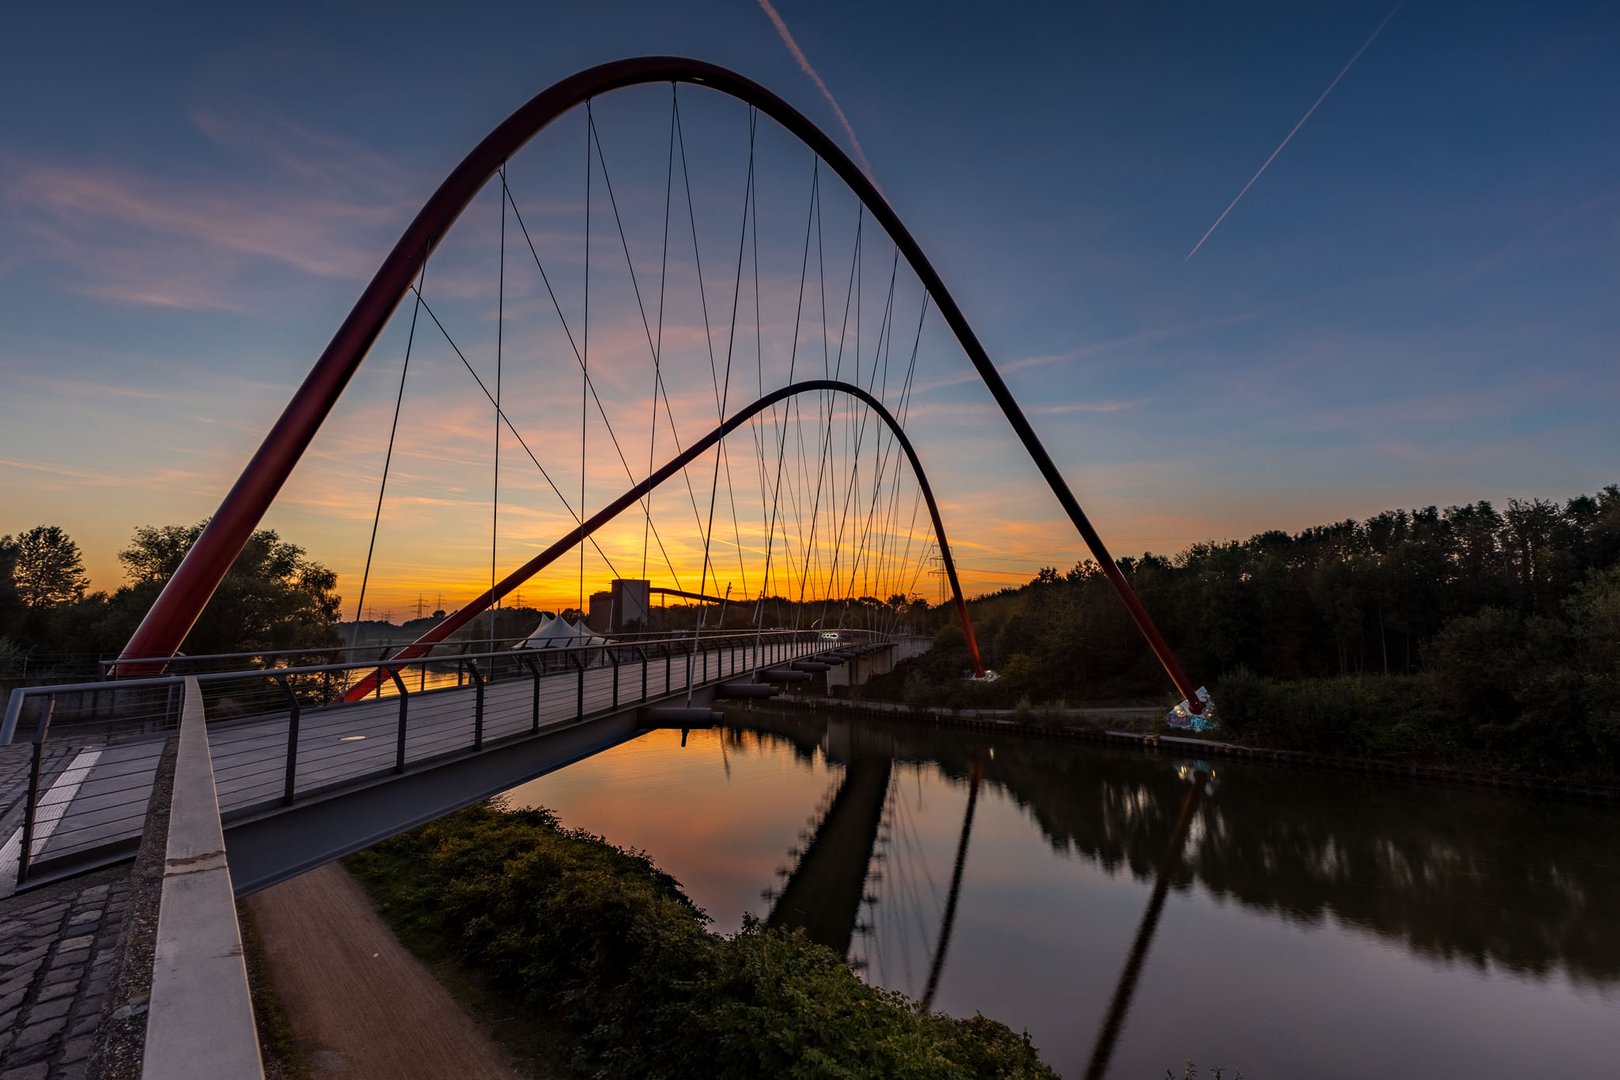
[347,802,1057,1079]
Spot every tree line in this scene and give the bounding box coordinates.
[0,522,340,681]
[897,485,1620,780]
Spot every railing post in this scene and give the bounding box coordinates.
[520,654,541,734]
[18,740,43,886]
[390,670,411,773]
[17,695,57,887]
[574,653,586,719]
[272,675,301,806]
[610,650,620,711]
[468,659,485,750]
[665,647,672,695]
[637,647,648,702]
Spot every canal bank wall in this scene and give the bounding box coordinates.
[759,694,1620,802]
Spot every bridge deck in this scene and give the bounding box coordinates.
[4,636,825,892]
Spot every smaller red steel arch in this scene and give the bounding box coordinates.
[342,379,982,700]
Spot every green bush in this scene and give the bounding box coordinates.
[349,803,1057,1079]
[1214,658,1618,781]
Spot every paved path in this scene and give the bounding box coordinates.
[245,863,520,1080]
[0,872,130,1079]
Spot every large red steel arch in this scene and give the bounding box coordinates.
[115,56,1204,713]
[343,379,980,700]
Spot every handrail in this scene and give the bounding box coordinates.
[107,628,644,670]
[107,626,852,679]
[6,630,874,745]
[5,629,847,892]
[103,635,540,672]
[4,677,186,745]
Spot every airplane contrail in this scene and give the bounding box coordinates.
[1184,0,1407,263]
[755,0,880,188]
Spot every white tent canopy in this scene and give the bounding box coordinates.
[513,613,608,651]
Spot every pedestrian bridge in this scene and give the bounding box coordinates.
[1,629,885,897]
[0,52,1214,1078]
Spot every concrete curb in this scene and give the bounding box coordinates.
[140,678,263,1080]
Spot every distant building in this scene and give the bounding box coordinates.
[581,580,653,634]
[587,590,613,633]
[610,578,651,632]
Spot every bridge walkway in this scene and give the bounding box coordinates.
[3,632,841,896]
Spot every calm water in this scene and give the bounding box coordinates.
[506,710,1620,1078]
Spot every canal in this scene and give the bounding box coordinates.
[505,708,1619,1078]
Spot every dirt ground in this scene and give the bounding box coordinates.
[244,863,518,1080]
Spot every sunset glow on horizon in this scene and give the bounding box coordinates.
[5,2,1617,629]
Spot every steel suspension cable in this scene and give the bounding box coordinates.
[694,105,758,641]
[817,214,871,628]
[580,103,590,616]
[501,176,688,594]
[752,150,821,662]
[884,294,934,621]
[797,205,863,618]
[643,86,678,585]
[837,250,903,615]
[587,107,710,577]
[348,257,429,651]
[408,287,628,582]
[491,163,505,647]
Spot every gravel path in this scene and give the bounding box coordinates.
[244,863,518,1080]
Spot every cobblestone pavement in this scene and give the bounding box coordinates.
[0,870,130,1080]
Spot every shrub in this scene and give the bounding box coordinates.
[349,803,1057,1079]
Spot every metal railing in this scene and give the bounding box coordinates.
[102,627,821,678]
[2,629,873,891]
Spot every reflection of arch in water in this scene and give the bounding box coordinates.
[766,729,892,957]
[920,758,982,1010]
[732,709,1620,987]
[1083,770,1208,1080]
[855,763,961,998]
[758,717,983,1005]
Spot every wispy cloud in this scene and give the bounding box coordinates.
[189,107,412,195]
[10,164,398,307]
[901,397,1146,423]
[0,455,218,495]
[1184,0,1406,262]
[4,109,412,311]
[755,0,879,188]
[914,308,1272,395]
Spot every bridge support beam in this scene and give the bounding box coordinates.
[222,705,651,895]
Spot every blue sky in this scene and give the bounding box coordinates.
[3,1,1617,612]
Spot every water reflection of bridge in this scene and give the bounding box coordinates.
[765,719,893,958]
[735,708,1620,987]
